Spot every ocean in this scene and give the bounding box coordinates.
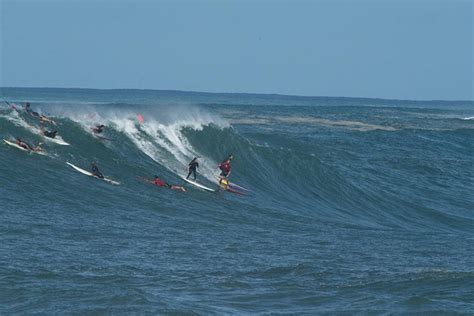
[0,87,473,314]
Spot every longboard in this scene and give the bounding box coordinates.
[42,134,70,146]
[181,176,215,192]
[94,134,112,141]
[215,176,249,195]
[3,139,47,156]
[66,162,120,185]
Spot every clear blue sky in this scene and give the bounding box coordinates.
[1,0,472,100]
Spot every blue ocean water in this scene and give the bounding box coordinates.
[0,87,473,314]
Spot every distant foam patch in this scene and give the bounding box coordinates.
[275,116,397,131]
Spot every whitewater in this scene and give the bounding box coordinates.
[1,87,473,314]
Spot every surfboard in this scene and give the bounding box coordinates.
[42,135,70,146]
[93,134,112,141]
[3,139,47,156]
[181,177,215,192]
[215,176,249,195]
[66,162,120,185]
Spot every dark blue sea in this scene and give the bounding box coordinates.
[1,87,473,314]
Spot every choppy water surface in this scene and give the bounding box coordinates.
[1,88,473,314]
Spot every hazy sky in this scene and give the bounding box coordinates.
[1,0,472,100]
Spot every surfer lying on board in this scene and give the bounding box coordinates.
[91,162,104,179]
[92,124,105,134]
[15,138,43,152]
[40,126,58,139]
[24,102,56,125]
[186,157,199,180]
[145,176,186,192]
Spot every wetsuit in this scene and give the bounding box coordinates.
[91,165,104,179]
[218,160,231,178]
[16,140,33,151]
[25,105,40,117]
[186,160,199,180]
[153,178,171,188]
[43,130,57,138]
[93,125,104,134]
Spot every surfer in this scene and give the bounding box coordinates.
[186,157,199,180]
[25,102,56,125]
[40,126,58,139]
[218,154,233,178]
[24,103,40,118]
[15,138,34,151]
[92,124,105,134]
[91,162,104,179]
[148,175,186,192]
[15,138,43,152]
[218,154,233,188]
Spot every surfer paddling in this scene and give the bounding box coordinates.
[186,157,199,180]
[24,103,56,125]
[92,124,105,134]
[91,162,104,179]
[40,125,58,139]
[15,138,43,152]
[144,175,186,192]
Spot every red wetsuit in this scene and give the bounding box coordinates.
[153,178,168,187]
[219,161,231,176]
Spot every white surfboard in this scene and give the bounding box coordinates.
[3,139,47,156]
[42,135,70,146]
[66,162,120,185]
[181,177,215,192]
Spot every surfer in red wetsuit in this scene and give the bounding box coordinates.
[151,176,186,192]
[218,154,233,179]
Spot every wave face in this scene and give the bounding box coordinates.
[1,87,473,314]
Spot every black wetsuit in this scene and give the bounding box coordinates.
[93,126,104,134]
[186,160,199,180]
[91,165,104,179]
[43,130,57,138]
[25,106,40,118]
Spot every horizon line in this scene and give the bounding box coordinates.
[0,86,472,103]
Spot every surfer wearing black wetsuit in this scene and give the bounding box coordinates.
[45,130,57,138]
[15,138,43,152]
[41,126,58,139]
[92,124,105,134]
[91,163,104,179]
[25,102,40,117]
[186,157,199,180]
[25,102,56,125]
[16,138,34,151]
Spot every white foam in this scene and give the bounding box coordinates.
[64,105,227,183]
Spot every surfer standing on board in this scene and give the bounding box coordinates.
[218,154,233,189]
[186,157,199,180]
[218,154,233,179]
